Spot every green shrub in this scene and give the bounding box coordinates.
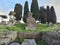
[15,37,24,43]
[36,39,47,45]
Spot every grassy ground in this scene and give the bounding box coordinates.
[0,23,60,32]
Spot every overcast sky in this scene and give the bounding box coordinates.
[0,0,60,22]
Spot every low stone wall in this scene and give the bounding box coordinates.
[18,32,42,39]
[1,31,60,45]
[42,32,60,45]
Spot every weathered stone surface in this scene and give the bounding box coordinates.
[21,39,37,45]
[42,32,60,45]
[18,32,42,39]
[9,42,20,45]
[48,22,53,27]
[0,31,17,45]
[8,11,16,26]
[26,12,36,30]
[8,15,16,26]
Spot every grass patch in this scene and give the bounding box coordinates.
[0,23,60,32]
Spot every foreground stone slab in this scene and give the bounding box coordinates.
[9,42,20,45]
[0,31,17,45]
[21,39,37,45]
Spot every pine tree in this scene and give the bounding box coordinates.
[23,1,29,23]
[14,3,22,21]
[31,0,40,20]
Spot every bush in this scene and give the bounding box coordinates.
[36,39,47,45]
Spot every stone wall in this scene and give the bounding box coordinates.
[18,32,42,39]
[42,32,60,45]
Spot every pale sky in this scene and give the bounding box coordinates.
[0,0,60,22]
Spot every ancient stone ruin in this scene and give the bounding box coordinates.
[42,32,60,45]
[0,31,17,45]
[8,11,16,25]
[26,12,36,30]
[48,22,53,27]
[18,32,42,39]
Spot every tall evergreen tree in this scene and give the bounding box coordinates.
[46,6,50,23]
[31,0,40,20]
[39,6,47,23]
[23,1,29,23]
[50,6,56,24]
[14,3,22,21]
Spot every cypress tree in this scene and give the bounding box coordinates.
[23,1,29,23]
[14,3,22,21]
[39,6,47,23]
[50,6,56,24]
[46,6,50,23]
[31,0,40,20]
